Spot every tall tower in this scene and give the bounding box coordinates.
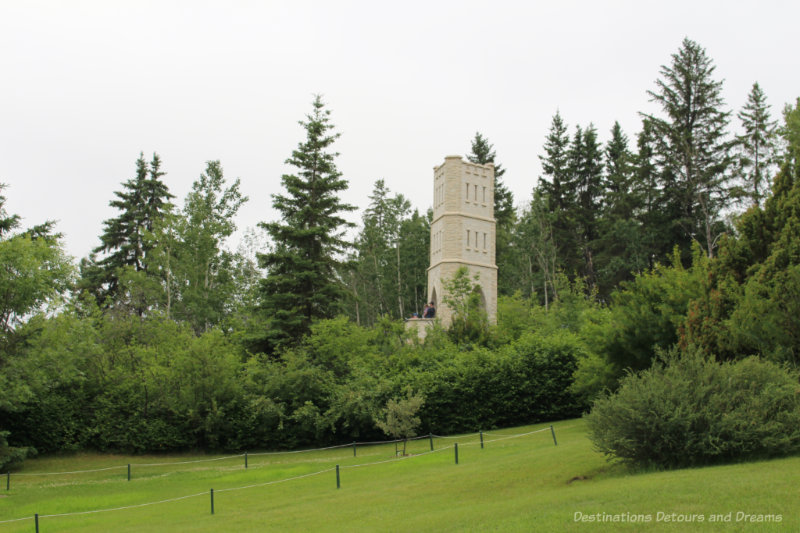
[427,155,497,326]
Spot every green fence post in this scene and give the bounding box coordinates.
[429,433,433,451]
[210,488,214,515]
[127,463,131,481]
[245,452,248,469]
[480,430,484,449]
[454,443,459,465]
[336,465,340,489]
[35,513,39,533]
[550,425,558,446]
[353,442,357,457]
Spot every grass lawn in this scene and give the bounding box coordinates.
[1,419,797,532]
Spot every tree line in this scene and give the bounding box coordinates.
[1,38,799,465]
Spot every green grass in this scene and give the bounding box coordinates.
[1,419,797,532]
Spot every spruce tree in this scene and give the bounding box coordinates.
[596,122,647,295]
[644,38,733,258]
[538,112,572,215]
[603,122,637,220]
[82,153,173,304]
[467,132,514,227]
[634,117,672,268]
[736,82,779,207]
[467,132,516,295]
[257,96,356,352]
[573,124,604,289]
[536,112,573,277]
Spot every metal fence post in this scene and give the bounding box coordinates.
[454,443,459,465]
[480,430,484,449]
[550,425,558,446]
[210,488,215,515]
[336,465,340,489]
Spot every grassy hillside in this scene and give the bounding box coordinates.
[1,419,796,532]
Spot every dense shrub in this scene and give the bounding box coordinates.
[411,332,585,434]
[2,312,587,454]
[0,431,34,473]
[586,349,800,469]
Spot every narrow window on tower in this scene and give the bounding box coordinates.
[466,229,470,249]
[474,184,478,202]
[483,232,487,250]
[483,186,486,203]
[466,183,469,201]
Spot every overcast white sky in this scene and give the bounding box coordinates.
[2,1,798,261]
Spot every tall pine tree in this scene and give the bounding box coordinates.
[536,111,573,277]
[572,124,604,290]
[644,38,733,258]
[81,153,173,305]
[467,132,516,295]
[596,122,647,295]
[467,132,514,227]
[736,82,779,207]
[257,96,356,352]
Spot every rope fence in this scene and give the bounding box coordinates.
[0,424,567,530]
[4,434,473,481]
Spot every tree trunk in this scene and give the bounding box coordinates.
[396,243,404,318]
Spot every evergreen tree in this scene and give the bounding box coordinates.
[536,112,573,276]
[572,124,604,290]
[634,117,671,268]
[643,38,733,258]
[467,132,516,295]
[603,122,637,220]
[784,98,800,175]
[81,153,173,305]
[257,96,356,352]
[736,82,779,207]
[595,122,647,296]
[467,132,514,227]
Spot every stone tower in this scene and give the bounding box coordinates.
[427,155,497,326]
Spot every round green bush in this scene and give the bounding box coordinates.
[586,349,800,469]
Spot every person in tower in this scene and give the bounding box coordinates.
[424,302,436,318]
